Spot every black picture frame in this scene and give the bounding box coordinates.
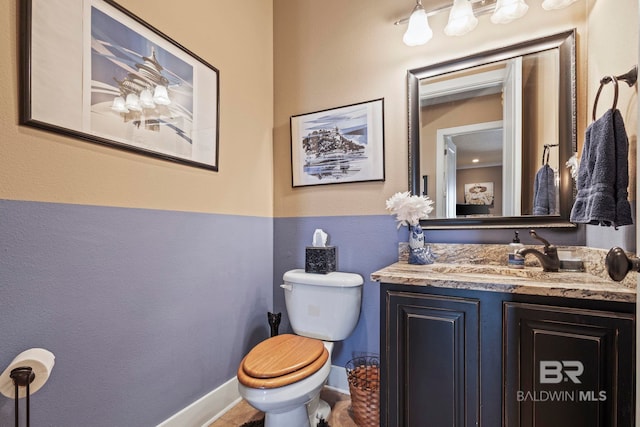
[290,98,385,187]
[20,0,220,171]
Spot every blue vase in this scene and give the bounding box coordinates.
[409,224,425,249]
[408,224,436,265]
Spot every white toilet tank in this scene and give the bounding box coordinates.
[282,269,363,341]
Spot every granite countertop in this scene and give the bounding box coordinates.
[370,244,636,303]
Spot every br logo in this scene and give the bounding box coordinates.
[539,361,584,384]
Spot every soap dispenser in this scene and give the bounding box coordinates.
[508,231,525,268]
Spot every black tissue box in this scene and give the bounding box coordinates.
[305,246,336,274]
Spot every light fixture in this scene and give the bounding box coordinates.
[396,0,578,46]
[111,48,172,117]
[153,85,171,105]
[541,0,577,10]
[472,158,480,163]
[445,0,478,36]
[403,0,433,46]
[125,93,142,112]
[139,89,156,109]
[111,96,128,114]
[490,0,529,24]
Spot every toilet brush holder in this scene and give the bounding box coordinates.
[267,312,281,337]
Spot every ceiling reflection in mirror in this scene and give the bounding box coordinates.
[408,31,577,229]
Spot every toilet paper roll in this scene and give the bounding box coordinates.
[0,348,55,398]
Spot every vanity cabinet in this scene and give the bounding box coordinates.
[380,283,635,427]
[503,302,635,427]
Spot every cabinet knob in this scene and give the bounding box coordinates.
[605,247,640,282]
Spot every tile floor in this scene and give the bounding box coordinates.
[208,387,359,427]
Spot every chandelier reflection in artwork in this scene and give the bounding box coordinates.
[110,47,172,128]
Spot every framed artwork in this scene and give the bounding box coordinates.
[290,98,385,187]
[20,0,220,171]
[464,182,495,206]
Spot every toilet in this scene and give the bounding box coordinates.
[237,269,363,427]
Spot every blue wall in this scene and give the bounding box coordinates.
[273,215,402,366]
[0,200,273,426]
[273,215,587,367]
[0,200,592,425]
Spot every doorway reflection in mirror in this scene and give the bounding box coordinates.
[418,49,561,219]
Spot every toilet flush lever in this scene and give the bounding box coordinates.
[605,247,640,281]
[280,283,293,291]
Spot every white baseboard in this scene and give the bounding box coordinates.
[156,376,241,427]
[327,364,350,394]
[157,364,350,427]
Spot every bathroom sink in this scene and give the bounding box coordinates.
[373,244,635,303]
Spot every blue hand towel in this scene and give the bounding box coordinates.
[570,109,633,227]
[533,164,557,215]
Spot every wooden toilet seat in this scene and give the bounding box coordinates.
[237,334,329,389]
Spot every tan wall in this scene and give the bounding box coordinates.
[273,0,589,217]
[6,1,634,219]
[420,94,503,197]
[0,0,274,216]
[522,50,561,214]
[586,0,638,200]
[266,0,636,219]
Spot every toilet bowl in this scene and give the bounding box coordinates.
[237,269,363,427]
[238,336,333,427]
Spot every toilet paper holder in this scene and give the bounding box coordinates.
[1,348,54,427]
[10,366,35,427]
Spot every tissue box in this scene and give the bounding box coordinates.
[305,246,336,274]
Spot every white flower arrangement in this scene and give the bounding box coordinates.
[385,191,434,228]
[566,153,579,181]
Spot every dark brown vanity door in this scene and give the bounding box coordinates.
[503,302,635,427]
[384,290,480,427]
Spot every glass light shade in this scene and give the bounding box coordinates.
[111,96,128,113]
[491,0,529,24]
[403,7,433,46]
[139,89,156,109]
[153,85,171,105]
[444,0,478,36]
[541,0,577,10]
[125,93,142,112]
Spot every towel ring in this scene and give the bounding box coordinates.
[592,75,619,121]
[541,145,550,166]
[545,147,550,165]
[540,144,557,166]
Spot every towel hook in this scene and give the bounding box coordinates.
[592,75,618,121]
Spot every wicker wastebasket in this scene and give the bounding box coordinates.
[345,355,380,427]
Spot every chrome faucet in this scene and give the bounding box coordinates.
[516,230,560,272]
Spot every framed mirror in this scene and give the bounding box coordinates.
[409,30,577,229]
